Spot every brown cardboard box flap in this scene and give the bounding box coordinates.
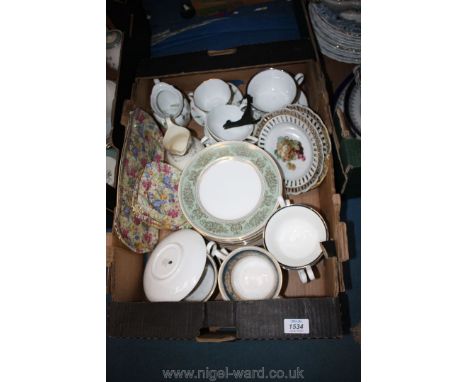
[107,297,342,340]
[107,302,204,339]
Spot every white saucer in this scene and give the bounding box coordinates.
[143,229,207,302]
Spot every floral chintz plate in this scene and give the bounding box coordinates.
[113,108,164,254]
[179,141,282,241]
[256,110,324,195]
[132,161,190,231]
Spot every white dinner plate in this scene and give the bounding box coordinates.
[179,141,282,241]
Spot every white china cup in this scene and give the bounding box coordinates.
[247,68,304,113]
[207,243,283,301]
[263,197,329,283]
[202,104,258,145]
[150,79,190,127]
[192,79,232,113]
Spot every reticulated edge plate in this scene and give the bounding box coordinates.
[256,110,325,194]
[179,141,283,240]
[258,116,320,185]
[284,105,332,158]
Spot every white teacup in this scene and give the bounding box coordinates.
[192,79,232,112]
[208,244,283,301]
[263,198,328,283]
[150,79,190,127]
[247,68,304,113]
[202,104,257,145]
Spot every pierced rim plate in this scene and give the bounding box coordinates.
[256,109,326,194]
[179,141,282,241]
[284,105,331,157]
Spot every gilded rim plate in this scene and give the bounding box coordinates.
[256,109,325,195]
[284,105,331,158]
[179,141,282,241]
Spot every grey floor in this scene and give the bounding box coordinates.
[107,197,361,382]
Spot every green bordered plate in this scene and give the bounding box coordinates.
[179,141,283,241]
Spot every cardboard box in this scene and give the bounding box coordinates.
[321,57,361,197]
[107,58,349,340]
[106,0,350,341]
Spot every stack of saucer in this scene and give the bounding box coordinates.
[308,2,361,64]
[178,141,283,247]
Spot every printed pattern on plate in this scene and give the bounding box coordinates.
[179,142,282,240]
[255,109,327,195]
[285,104,332,158]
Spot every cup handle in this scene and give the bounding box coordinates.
[277,196,291,208]
[207,241,228,261]
[294,73,304,86]
[200,136,210,146]
[245,136,258,144]
[187,91,194,101]
[305,265,315,281]
[297,265,315,284]
[298,269,308,284]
